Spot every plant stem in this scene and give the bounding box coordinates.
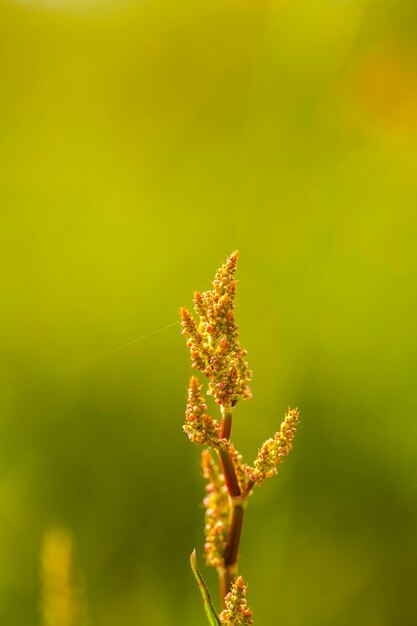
[217,448,240,498]
[216,406,246,606]
[225,501,244,569]
[218,566,227,604]
[220,408,233,440]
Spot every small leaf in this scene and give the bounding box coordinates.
[190,549,222,626]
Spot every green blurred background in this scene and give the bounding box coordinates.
[1,0,417,624]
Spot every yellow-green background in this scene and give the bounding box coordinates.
[1,0,417,624]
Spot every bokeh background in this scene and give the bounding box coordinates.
[1,0,417,624]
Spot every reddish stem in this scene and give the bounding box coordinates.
[218,448,240,498]
[220,409,233,440]
[216,407,245,606]
[225,502,244,569]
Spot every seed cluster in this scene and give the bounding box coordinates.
[184,376,221,447]
[220,576,253,625]
[180,251,252,408]
[201,450,229,568]
[248,408,300,485]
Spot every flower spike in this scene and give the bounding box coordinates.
[220,576,253,625]
[180,252,252,408]
[184,377,221,447]
[248,408,300,485]
[201,450,229,568]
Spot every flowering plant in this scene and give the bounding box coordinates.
[181,252,299,624]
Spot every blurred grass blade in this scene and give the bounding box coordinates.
[190,550,222,626]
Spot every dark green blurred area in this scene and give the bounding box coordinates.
[1,0,417,624]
